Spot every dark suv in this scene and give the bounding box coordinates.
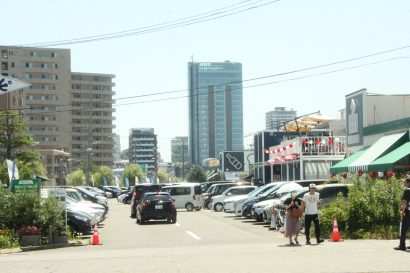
[130,184,162,218]
[136,192,177,224]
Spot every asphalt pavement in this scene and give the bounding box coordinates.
[1,199,409,273]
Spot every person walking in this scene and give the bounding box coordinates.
[394,178,410,251]
[283,191,303,245]
[302,183,324,245]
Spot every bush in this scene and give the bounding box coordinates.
[0,189,65,245]
[319,176,403,239]
[0,229,19,249]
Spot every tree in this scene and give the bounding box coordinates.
[67,169,86,186]
[186,165,207,183]
[0,159,46,186]
[92,166,113,187]
[121,164,143,186]
[157,172,169,183]
[0,110,37,162]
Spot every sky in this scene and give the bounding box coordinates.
[3,0,410,162]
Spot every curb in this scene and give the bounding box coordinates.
[0,239,89,254]
[0,248,22,255]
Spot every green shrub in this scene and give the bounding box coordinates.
[0,229,19,249]
[320,176,403,239]
[0,189,65,243]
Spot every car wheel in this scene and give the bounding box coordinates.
[185,203,194,211]
[256,214,263,222]
[207,202,213,210]
[130,212,136,218]
[194,207,201,211]
[214,203,223,212]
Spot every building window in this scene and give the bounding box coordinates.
[1,62,8,70]
[54,64,58,69]
[25,63,32,68]
[1,50,8,59]
[10,62,15,68]
[51,52,58,58]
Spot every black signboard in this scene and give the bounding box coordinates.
[222,151,245,172]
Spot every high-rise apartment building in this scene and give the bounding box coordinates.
[0,46,115,184]
[171,136,188,164]
[129,128,157,175]
[265,107,297,130]
[70,72,115,167]
[188,61,243,165]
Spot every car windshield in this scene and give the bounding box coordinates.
[260,183,285,197]
[206,185,217,193]
[77,187,97,197]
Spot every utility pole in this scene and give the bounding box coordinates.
[181,138,185,180]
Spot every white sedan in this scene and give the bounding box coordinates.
[209,186,257,212]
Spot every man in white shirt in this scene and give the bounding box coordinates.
[302,183,324,245]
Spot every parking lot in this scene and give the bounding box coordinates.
[1,199,409,273]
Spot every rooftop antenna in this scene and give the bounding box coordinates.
[191,54,194,63]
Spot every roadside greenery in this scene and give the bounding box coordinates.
[319,176,403,239]
[67,169,86,186]
[0,189,64,248]
[186,165,207,183]
[121,164,144,186]
[92,165,113,187]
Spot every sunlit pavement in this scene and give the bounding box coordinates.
[0,199,409,273]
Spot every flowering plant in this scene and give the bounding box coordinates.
[18,226,41,236]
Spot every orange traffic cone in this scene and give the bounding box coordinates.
[332,218,340,242]
[91,225,100,245]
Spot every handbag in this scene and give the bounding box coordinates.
[291,207,303,218]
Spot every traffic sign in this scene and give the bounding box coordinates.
[0,76,31,94]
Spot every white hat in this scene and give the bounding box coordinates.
[309,183,317,189]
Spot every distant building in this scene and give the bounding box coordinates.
[171,136,188,164]
[188,61,244,165]
[0,46,115,185]
[113,134,121,161]
[265,107,297,130]
[129,128,157,175]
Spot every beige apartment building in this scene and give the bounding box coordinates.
[70,72,116,167]
[0,46,115,185]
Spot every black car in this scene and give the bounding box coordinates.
[130,184,162,218]
[136,192,177,224]
[67,209,92,235]
[102,186,123,198]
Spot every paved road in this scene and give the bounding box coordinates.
[1,199,409,273]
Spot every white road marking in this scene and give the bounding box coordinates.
[175,223,181,227]
[186,231,201,240]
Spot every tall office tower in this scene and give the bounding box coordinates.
[70,72,116,167]
[0,46,115,184]
[265,107,297,130]
[188,61,243,165]
[129,128,158,176]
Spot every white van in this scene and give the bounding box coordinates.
[162,183,204,211]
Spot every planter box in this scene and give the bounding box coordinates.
[52,235,68,244]
[20,235,41,247]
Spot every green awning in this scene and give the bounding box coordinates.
[368,142,410,171]
[330,147,369,173]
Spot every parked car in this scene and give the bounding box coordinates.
[263,183,350,223]
[75,187,109,211]
[103,186,123,198]
[162,183,203,211]
[66,188,107,218]
[201,181,231,193]
[203,182,250,209]
[234,182,284,216]
[209,186,257,212]
[241,182,301,219]
[67,209,92,235]
[117,191,132,204]
[65,196,103,225]
[136,192,177,224]
[130,184,163,218]
[251,182,303,221]
[80,186,106,197]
